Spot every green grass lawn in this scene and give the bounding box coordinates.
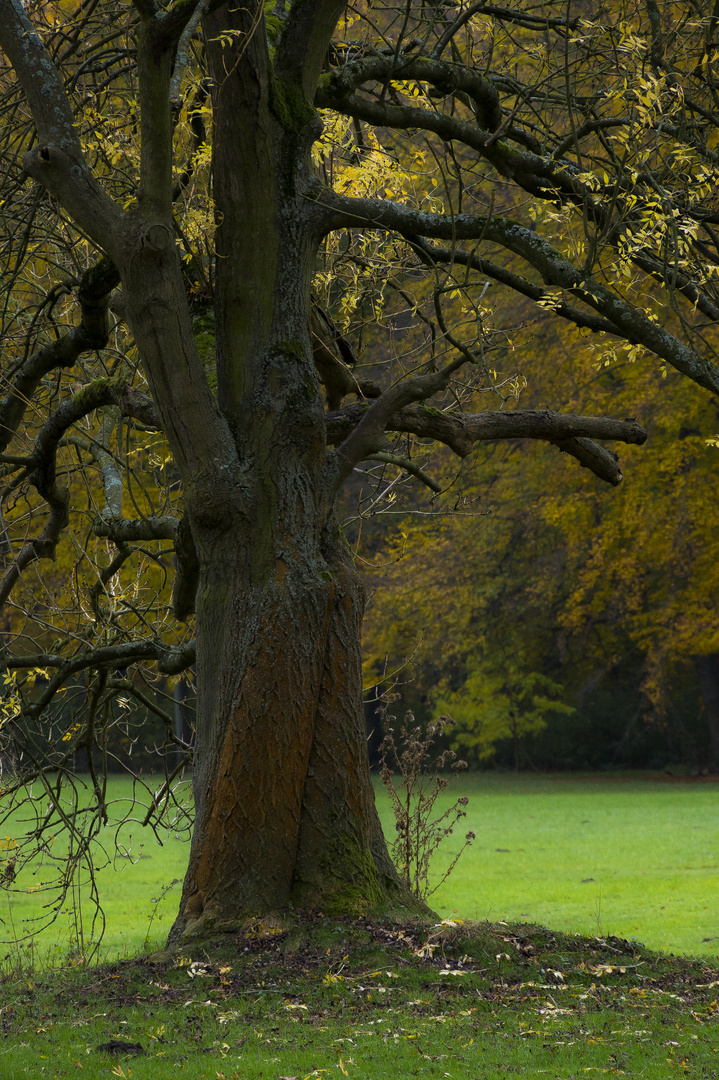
[0,771,716,967]
[411,772,719,961]
[1,915,718,1080]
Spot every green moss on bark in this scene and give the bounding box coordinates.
[70,376,123,414]
[269,76,316,133]
[290,836,384,916]
[273,338,306,362]
[290,826,427,918]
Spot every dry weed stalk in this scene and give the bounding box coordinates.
[379,704,475,900]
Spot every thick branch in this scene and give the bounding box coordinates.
[157,0,228,43]
[172,511,200,622]
[0,8,125,248]
[313,185,547,242]
[0,11,123,248]
[275,0,345,100]
[91,515,179,543]
[327,404,647,486]
[408,238,626,339]
[549,437,623,486]
[34,378,160,482]
[0,0,81,152]
[333,355,466,486]
[169,0,210,108]
[9,640,197,720]
[63,433,124,518]
[135,14,174,218]
[316,190,719,397]
[319,55,502,132]
[315,71,578,201]
[310,304,362,407]
[320,49,719,331]
[90,509,197,623]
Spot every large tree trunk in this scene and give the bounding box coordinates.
[127,4,422,942]
[115,215,419,941]
[169,527,418,941]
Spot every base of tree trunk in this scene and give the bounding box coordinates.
[167,888,432,946]
[155,906,440,967]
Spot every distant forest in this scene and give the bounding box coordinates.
[356,297,719,774]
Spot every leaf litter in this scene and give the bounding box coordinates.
[1,914,719,1077]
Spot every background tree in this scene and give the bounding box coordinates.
[1,0,716,945]
[365,314,719,771]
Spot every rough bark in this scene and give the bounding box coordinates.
[170,526,417,940]
[287,537,404,911]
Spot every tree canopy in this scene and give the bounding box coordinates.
[0,0,716,946]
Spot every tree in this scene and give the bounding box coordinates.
[364,314,719,771]
[3,0,717,944]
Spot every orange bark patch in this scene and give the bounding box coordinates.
[190,582,336,914]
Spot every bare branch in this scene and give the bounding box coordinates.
[367,452,442,493]
[327,404,646,486]
[91,515,179,543]
[432,2,488,58]
[89,542,133,621]
[315,190,719,397]
[0,257,120,455]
